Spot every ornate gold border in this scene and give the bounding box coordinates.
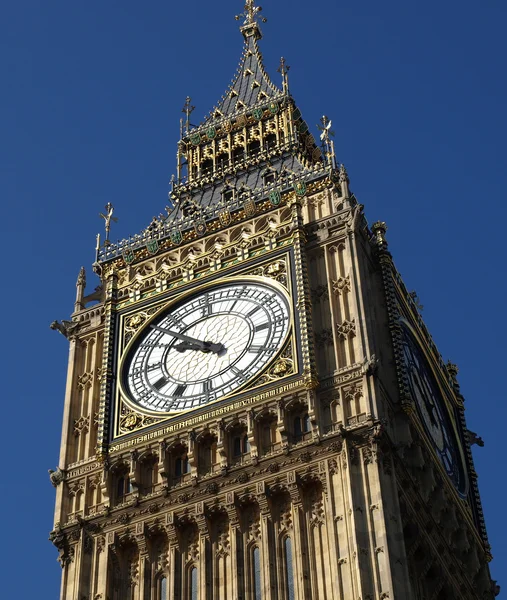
[111,252,300,439]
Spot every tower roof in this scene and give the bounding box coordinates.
[202,22,282,124]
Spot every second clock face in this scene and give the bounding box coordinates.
[400,324,466,495]
[122,280,291,413]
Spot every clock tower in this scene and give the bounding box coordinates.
[50,4,498,599]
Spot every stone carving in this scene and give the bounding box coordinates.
[332,276,350,296]
[50,320,80,339]
[49,467,64,488]
[73,416,90,436]
[336,319,356,340]
[77,372,94,390]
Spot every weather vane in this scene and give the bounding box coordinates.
[99,202,118,245]
[235,1,267,25]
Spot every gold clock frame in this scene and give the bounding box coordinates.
[111,253,302,440]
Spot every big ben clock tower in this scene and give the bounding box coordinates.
[50,3,498,599]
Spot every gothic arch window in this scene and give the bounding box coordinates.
[252,546,262,600]
[284,537,295,600]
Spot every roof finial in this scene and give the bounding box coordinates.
[235,1,267,26]
[99,202,118,245]
[278,57,290,93]
[181,96,195,136]
[318,116,337,169]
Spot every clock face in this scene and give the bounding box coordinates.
[122,280,291,413]
[401,325,466,495]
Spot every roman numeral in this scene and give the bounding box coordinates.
[203,380,213,395]
[247,305,261,317]
[174,384,187,397]
[153,377,168,391]
[254,322,270,332]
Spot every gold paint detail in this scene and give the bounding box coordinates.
[118,402,163,435]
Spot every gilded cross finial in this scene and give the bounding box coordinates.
[278,57,290,92]
[235,1,267,26]
[318,116,336,168]
[182,96,195,136]
[99,202,118,245]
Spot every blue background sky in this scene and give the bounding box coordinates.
[1,0,505,596]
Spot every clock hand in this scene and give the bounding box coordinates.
[151,325,227,357]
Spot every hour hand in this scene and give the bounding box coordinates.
[175,340,227,357]
[151,325,227,357]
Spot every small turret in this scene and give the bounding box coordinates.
[74,267,86,312]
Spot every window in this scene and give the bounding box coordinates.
[253,547,262,600]
[265,133,277,150]
[222,188,234,203]
[284,537,295,600]
[159,576,167,600]
[190,567,198,600]
[116,475,131,503]
[248,140,261,157]
[217,153,229,169]
[263,170,276,186]
[175,455,190,477]
[233,433,250,457]
[293,413,310,442]
[233,146,245,162]
[201,159,213,175]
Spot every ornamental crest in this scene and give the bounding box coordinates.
[146,239,159,255]
[294,181,307,197]
[243,198,256,217]
[190,133,201,146]
[269,102,279,114]
[206,126,217,140]
[170,229,182,245]
[253,107,264,121]
[222,120,233,133]
[194,218,207,236]
[236,114,247,127]
[122,247,135,265]
[218,208,231,226]
[269,189,281,206]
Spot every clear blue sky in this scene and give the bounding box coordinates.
[1,1,505,596]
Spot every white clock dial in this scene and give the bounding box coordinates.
[123,281,291,413]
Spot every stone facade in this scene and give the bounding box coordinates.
[50,4,497,599]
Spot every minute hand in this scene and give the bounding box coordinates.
[150,325,226,356]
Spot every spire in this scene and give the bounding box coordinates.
[75,267,86,312]
[202,3,280,124]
